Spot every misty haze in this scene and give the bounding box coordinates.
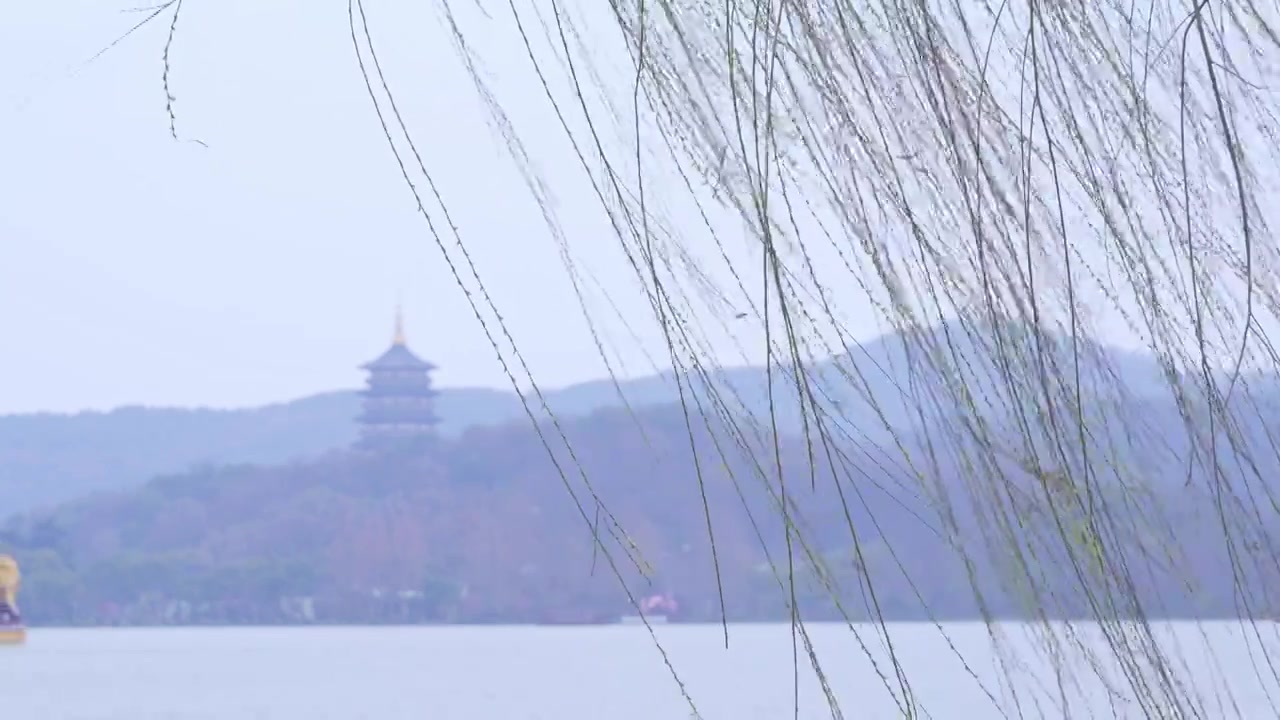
[5,1,1280,719]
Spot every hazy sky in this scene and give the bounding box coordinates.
[4,1,1272,415]
[1,0,712,414]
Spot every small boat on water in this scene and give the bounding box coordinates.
[618,591,678,625]
[619,614,669,625]
[0,555,26,646]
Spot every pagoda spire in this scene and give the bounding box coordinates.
[393,302,406,346]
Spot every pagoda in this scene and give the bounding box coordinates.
[356,306,440,450]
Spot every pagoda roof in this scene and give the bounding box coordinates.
[361,342,436,371]
[361,305,436,371]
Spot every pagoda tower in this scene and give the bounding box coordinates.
[356,306,440,450]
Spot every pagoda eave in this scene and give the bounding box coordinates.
[359,360,437,372]
[360,387,439,398]
[357,414,441,424]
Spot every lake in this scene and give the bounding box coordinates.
[4,621,1280,718]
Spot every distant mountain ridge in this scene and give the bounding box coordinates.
[0,388,508,516]
[0,318,1197,517]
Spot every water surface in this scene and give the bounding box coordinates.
[4,622,1279,719]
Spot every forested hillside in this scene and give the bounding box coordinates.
[3,391,1275,627]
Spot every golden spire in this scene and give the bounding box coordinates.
[393,302,406,346]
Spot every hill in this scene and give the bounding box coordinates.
[0,387,516,515]
[0,316,1180,516]
[2,390,1275,627]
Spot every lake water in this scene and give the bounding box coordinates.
[4,622,1280,719]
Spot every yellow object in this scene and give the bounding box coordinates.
[0,554,19,605]
[0,554,24,646]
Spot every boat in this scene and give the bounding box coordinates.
[618,591,679,625]
[0,555,25,645]
[619,614,669,625]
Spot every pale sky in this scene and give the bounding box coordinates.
[0,0,699,413]
[3,1,1274,414]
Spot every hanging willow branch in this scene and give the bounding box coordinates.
[120,0,1280,717]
